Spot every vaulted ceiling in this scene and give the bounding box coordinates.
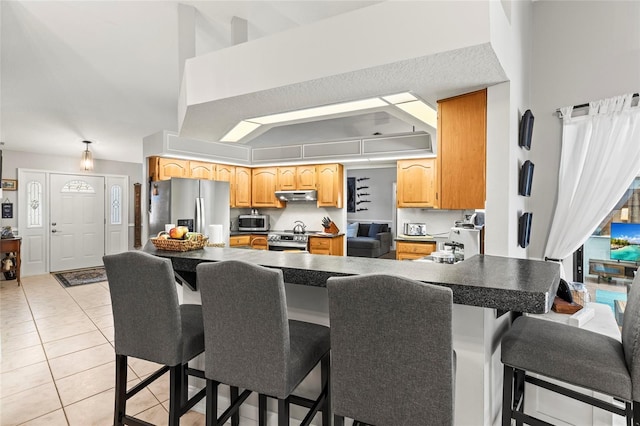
[1,1,506,164]
[1,1,381,163]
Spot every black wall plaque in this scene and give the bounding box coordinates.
[2,202,13,219]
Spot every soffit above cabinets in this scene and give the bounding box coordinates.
[178,1,508,146]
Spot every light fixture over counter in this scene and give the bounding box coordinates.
[220,92,437,143]
[81,140,94,171]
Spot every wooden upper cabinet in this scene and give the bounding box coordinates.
[215,164,236,207]
[252,167,283,208]
[297,165,317,190]
[277,167,297,191]
[149,157,189,181]
[215,164,251,208]
[397,158,437,208]
[317,163,343,208]
[189,161,216,180]
[234,167,252,208]
[437,89,487,210]
[277,165,317,191]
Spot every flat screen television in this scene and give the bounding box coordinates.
[610,222,640,262]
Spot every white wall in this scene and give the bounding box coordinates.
[256,204,343,234]
[529,1,640,264]
[485,0,533,258]
[346,167,395,225]
[1,149,142,248]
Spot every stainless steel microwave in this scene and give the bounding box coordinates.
[238,214,270,232]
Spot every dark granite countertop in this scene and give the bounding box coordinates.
[142,242,559,314]
[395,235,438,242]
[230,231,269,236]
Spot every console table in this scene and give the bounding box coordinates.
[1,237,21,286]
[589,258,638,282]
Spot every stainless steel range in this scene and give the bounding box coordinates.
[267,230,312,251]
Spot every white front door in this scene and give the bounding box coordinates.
[50,174,105,272]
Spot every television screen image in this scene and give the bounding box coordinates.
[610,222,640,262]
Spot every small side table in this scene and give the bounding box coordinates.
[1,237,21,286]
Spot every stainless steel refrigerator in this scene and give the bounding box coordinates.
[149,178,230,244]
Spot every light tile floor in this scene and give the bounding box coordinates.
[0,274,210,426]
[1,274,326,426]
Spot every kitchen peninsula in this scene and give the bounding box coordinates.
[143,243,559,313]
[143,243,560,425]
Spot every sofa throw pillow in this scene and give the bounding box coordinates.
[368,223,383,238]
[347,222,359,238]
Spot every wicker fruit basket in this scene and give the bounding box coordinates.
[150,232,208,252]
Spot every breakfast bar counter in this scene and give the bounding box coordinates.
[142,242,560,425]
[142,242,560,314]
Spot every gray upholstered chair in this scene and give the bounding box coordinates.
[501,271,640,425]
[327,274,455,426]
[197,260,331,426]
[103,251,206,426]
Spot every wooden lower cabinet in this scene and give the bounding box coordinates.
[308,235,344,256]
[229,235,251,247]
[396,241,436,260]
[229,234,268,250]
[250,235,268,250]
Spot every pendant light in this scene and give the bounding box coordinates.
[81,140,94,171]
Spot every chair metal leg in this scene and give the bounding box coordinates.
[333,415,345,426]
[515,368,526,426]
[502,365,514,426]
[230,386,240,426]
[259,394,268,426]
[633,400,640,426]
[181,363,189,406]
[114,354,128,426]
[321,352,330,426]
[205,380,219,426]
[169,365,182,426]
[278,397,290,426]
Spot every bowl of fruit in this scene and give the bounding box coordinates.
[150,227,208,251]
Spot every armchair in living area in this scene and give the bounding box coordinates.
[346,222,392,258]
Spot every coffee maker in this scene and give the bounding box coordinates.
[445,227,481,261]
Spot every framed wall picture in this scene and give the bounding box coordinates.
[1,179,17,191]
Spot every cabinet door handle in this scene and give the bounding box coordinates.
[51,229,58,233]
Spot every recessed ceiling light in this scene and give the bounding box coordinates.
[394,100,437,129]
[221,120,261,142]
[382,93,417,104]
[249,98,388,125]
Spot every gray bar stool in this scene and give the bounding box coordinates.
[501,272,640,425]
[327,274,455,426]
[103,251,207,426]
[197,260,331,426]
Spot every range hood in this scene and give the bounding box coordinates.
[275,190,317,202]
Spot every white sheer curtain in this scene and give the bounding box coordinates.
[545,94,640,275]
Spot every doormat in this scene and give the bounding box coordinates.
[595,288,627,313]
[53,267,107,288]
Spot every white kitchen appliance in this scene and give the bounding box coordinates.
[403,223,428,236]
[446,226,481,261]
